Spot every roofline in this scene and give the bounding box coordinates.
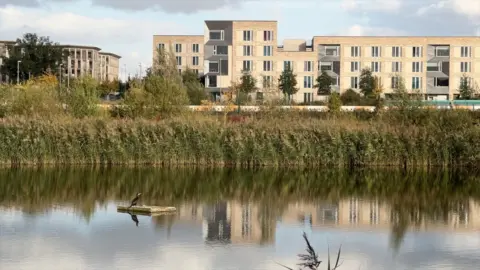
[153,34,203,36]
[99,52,122,59]
[205,20,277,22]
[313,35,480,38]
[0,40,15,43]
[59,44,101,50]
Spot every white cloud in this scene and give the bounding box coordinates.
[341,0,402,12]
[417,0,480,19]
[0,6,185,80]
[339,24,407,36]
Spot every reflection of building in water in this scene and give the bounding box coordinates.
[282,199,480,232]
[202,202,232,244]
[177,203,204,223]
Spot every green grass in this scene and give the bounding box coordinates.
[0,109,478,167]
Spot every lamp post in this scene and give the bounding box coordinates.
[16,60,21,84]
[67,56,70,88]
[59,64,63,89]
[139,63,142,78]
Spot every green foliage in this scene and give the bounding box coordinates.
[315,71,333,95]
[359,68,375,97]
[182,68,207,105]
[0,33,68,83]
[61,76,99,118]
[98,79,120,97]
[328,92,342,113]
[238,70,258,94]
[340,89,361,105]
[278,67,299,103]
[458,74,477,100]
[0,110,480,166]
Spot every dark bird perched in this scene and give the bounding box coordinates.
[128,192,142,208]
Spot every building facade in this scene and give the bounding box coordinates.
[153,20,480,102]
[0,42,121,82]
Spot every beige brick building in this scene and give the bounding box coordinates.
[153,20,480,102]
[0,42,121,82]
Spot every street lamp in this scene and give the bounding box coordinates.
[59,64,63,88]
[139,63,142,78]
[16,60,21,84]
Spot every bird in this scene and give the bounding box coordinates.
[128,192,142,208]
[129,212,139,227]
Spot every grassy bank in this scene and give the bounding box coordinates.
[0,109,479,167]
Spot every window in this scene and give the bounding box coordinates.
[208,75,217,87]
[263,46,273,56]
[262,75,273,88]
[320,62,332,71]
[158,43,165,50]
[435,46,449,57]
[412,62,422,72]
[426,62,440,72]
[461,62,471,72]
[243,30,253,41]
[243,45,252,56]
[243,60,252,71]
[192,44,199,53]
[263,60,272,71]
[192,56,199,66]
[304,61,313,72]
[325,46,338,56]
[392,61,401,72]
[175,44,182,53]
[434,77,449,87]
[371,46,380,57]
[412,77,421,89]
[178,69,182,73]
[350,77,359,88]
[351,46,360,57]
[412,46,422,57]
[283,61,292,71]
[209,30,224,40]
[176,56,182,66]
[391,76,400,89]
[213,45,228,55]
[193,69,199,74]
[263,30,273,41]
[304,76,313,88]
[461,46,471,57]
[392,46,401,57]
[209,61,219,73]
[304,93,313,104]
[350,61,359,72]
[460,76,472,87]
[371,61,380,72]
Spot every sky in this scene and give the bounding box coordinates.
[0,0,480,81]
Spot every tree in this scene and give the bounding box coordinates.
[359,67,375,97]
[458,74,476,100]
[278,67,298,103]
[238,70,257,94]
[340,88,362,105]
[314,70,333,95]
[0,33,68,83]
[182,68,207,105]
[372,76,384,112]
[328,92,342,113]
[98,78,120,97]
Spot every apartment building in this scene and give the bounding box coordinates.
[153,20,480,102]
[99,52,121,82]
[0,42,121,82]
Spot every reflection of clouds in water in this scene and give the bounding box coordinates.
[2,209,480,270]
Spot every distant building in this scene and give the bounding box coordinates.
[153,20,480,102]
[0,41,121,83]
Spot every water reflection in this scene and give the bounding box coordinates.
[1,168,480,269]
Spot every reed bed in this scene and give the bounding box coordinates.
[0,110,478,167]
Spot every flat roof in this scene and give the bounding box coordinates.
[153,34,203,36]
[313,35,480,38]
[60,44,101,50]
[205,20,277,22]
[99,52,121,59]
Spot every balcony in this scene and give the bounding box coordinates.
[427,61,449,78]
[318,45,340,61]
[426,77,450,94]
[427,45,450,62]
[319,61,340,77]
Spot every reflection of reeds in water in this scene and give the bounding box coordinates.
[278,232,342,270]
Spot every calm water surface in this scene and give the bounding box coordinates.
[1,168,480,270]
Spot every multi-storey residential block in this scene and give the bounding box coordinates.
[99,52,121,82]
[153,20,480,102]
[152,35,204,75]
[0,42,120,82]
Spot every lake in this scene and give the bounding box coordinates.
[1,168,480,270]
